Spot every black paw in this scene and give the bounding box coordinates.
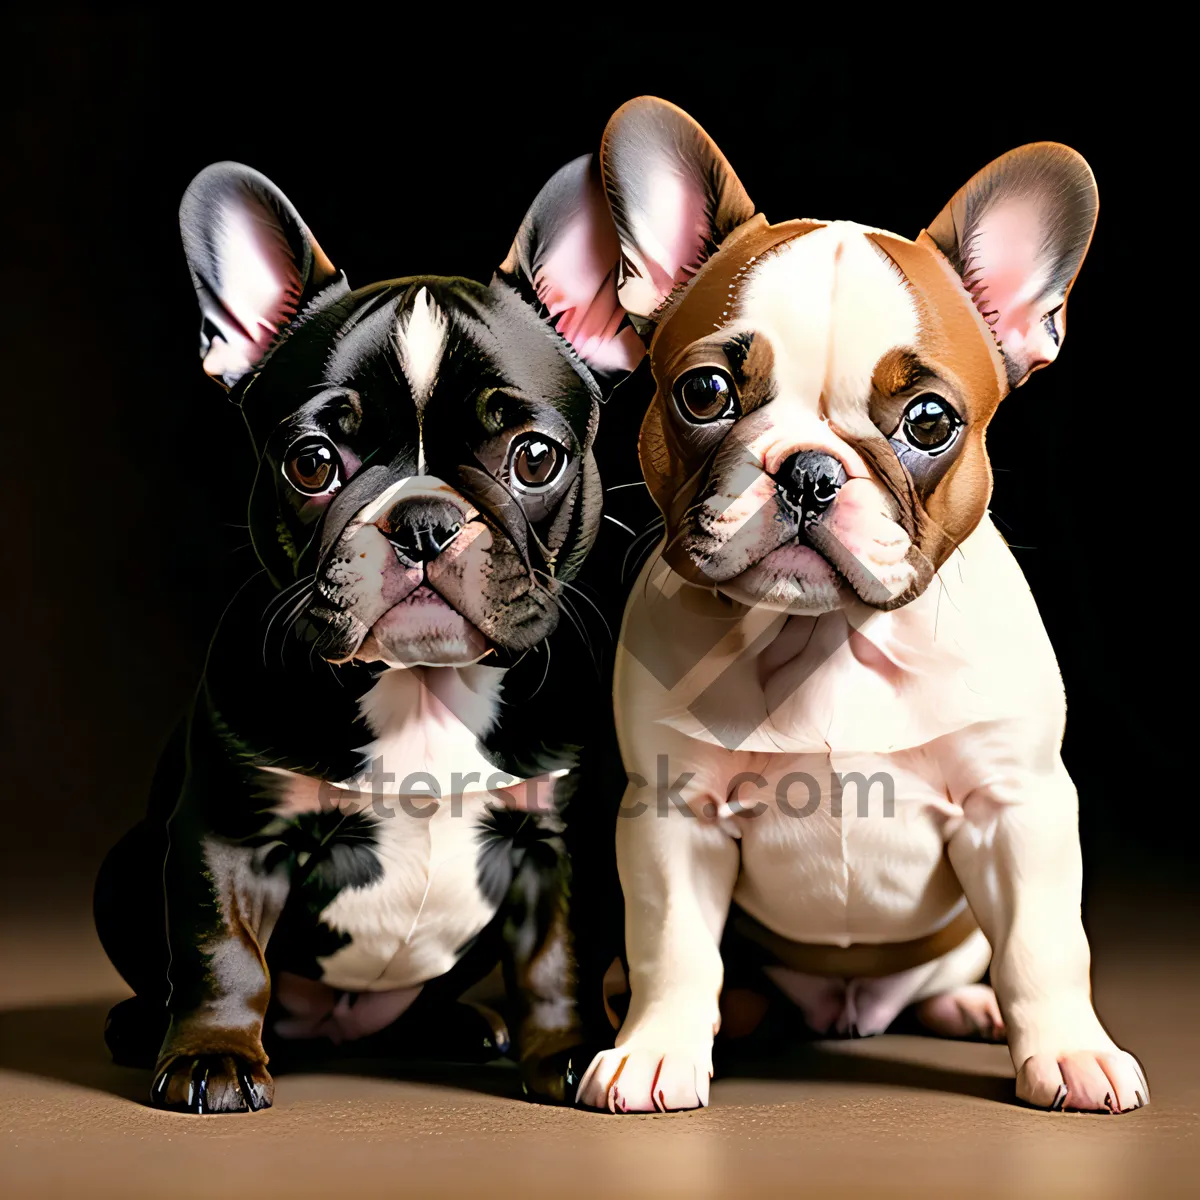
[522,1040,612,1106]
[151,1054,274,1114]
[441,1001,511,1063]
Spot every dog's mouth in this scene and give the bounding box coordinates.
[344,584,490,668]
[672,475,919,615]
[719,539,846,614]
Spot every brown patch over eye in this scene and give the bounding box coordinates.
[873,348,924,397]
[736,335,776,413]
[869,349,933,435]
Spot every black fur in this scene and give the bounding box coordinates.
[93,158,641,1112]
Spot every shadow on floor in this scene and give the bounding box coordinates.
[716,1037,1015,1105]
[0,997,1015,1110]
[0,999,532,1105]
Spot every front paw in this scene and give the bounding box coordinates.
[1017,1048,1149,1114]
[151,1054,274,1114]
[575,1045,713,1113]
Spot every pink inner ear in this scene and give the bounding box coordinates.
[202,194,304,379]
[966,199,1059,372]
[617,165,710,317]
[534,204,643,373]
[644,164,710,286]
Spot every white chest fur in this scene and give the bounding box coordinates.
[316,796,500,991]
[271,664,521,992]
[616,517,1068,945]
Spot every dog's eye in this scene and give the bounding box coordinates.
[901,395,961,454]
[283,439,341,495]
[510,434,567,491]
[674,368,739,424]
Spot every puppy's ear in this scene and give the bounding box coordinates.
[600,97,755,319]
[498,154,644,386]
[180,163,345,390]
[924,144,1098,388]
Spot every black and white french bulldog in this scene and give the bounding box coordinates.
[93,154,641,1113]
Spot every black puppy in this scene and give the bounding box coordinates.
[93,156,641,1112]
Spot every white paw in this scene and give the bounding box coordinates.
[1017,1047,1149,1114]
[575,1046,712,1112]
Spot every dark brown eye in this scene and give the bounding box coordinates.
[674,368,739,423]
[283,440,340,495]
[902,395,962,454]
[510,434,567,490]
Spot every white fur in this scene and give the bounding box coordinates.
[681,225,921,615]
[581,516,1145,1112]
[311,665,513,992]
[356,664,506,787]
[738,223,919,425]
[396,285,447,403]
[315,793,499,992]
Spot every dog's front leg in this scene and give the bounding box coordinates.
[500,828,591,1105]
[152,804,288,1114]
[947,750,1148,1113]
[577,783,740,1112]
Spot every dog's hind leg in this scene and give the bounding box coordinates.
[93,819,171,1066]
[903,929,1003,1041]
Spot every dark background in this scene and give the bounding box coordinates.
[1,11,1183,923]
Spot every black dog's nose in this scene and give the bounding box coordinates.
[386,510,463,565]
[777,450,847,521]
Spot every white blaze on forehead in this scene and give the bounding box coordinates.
[395,286,448,402]
[737,222,919,413]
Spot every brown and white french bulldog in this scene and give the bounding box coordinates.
[576,98,1147,1115]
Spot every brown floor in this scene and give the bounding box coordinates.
[2,901,1197,1200]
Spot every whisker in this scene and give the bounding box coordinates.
[278,596,316,667]
[602,514,638,537]
[528,639,552,700]
[622,516,665,581]
[534,570,612,644]
[262,584,315,668]
[261,573,317,623]
[532,574,599,671]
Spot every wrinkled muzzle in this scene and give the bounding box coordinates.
[308,475,555,667]
[666,424,924,614]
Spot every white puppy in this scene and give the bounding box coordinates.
[577,98,1146,1116]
